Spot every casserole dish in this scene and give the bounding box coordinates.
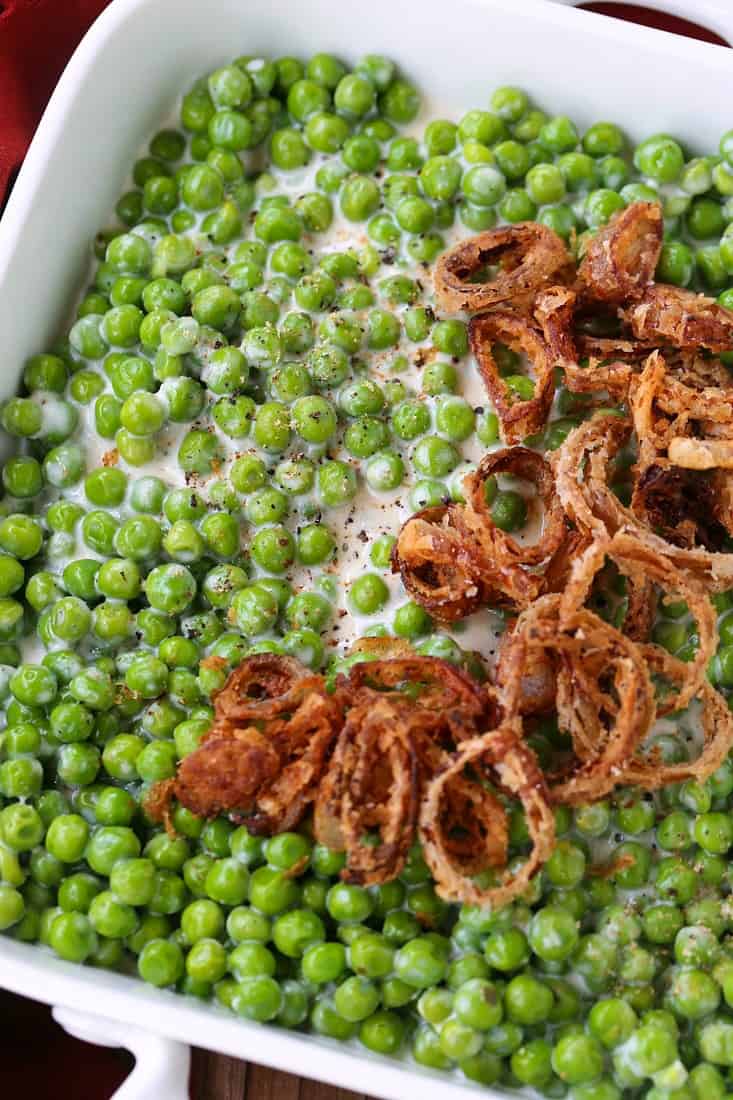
[3,0,733,1095]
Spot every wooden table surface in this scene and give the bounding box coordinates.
[2,989,371,1100]
[191,1050,368,1100]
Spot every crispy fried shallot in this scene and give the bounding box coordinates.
[314,694,420,886]
[419,722,555,908]
[623,284,733,352]
[433,222,572,313]
[499,595,656,805]
[560,532,717,715]
[390,505,487,622]
[392,449,573,620]
[469,311,559,444]
[346,655,489,726]
[556,415,733,589]
[563,333,659,401]
[578,201,663,305]
[622,647,733,789]
[462,447,568,570]
[158,728,280,821]
[668,437,733,470]
[632,463,729,551]
[212,652,312,722]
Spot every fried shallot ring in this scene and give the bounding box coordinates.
[622,574,658,643]
[495,635,556,716]
[469,311,559,444]
[555,414,733,589]
[500,594,656,804]
[391,505,486,622]
[419,722,555,908]
[346,655,488,723]
[625,353,733,549]
[564,334,656,399]
[630,350,733,445]
[533,284,578,365]
[462,446,568,571]
[578,201,663,306]
[628,351,683,467]
[432,770,509,879]
[621,646,733,788]
[433,222,572,313]
[668,437,733,470]
[313,696,420,885]
[563,358,633,400]
[540,528,594,597]
[213,652,310,721]
[622,284,733,352]
[632,463,730,551]
[553,412,632,540]
[560,532,717,715]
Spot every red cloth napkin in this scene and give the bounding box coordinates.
[0,0,109,204]
[0,0,727,210]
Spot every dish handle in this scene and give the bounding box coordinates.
[544,0,733,46]
[52,1005,191,1100]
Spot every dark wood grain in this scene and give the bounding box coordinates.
[191,1050,370,1100]
[190,1049,248,1100]
[245,1061,300,1100]
[298,1073,366,1100]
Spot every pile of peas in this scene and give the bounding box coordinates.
[3,48,733,1091]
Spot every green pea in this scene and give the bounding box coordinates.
[253,402,291,452]
[232,585,278,636]
[49,911,97,963]
[525,163,565,205]
[248,865,300,916]
[394,936,448,989]
[461,164,506,207]
[292,395,338,444]
[634,133,684,182]
[552,1033,605,1085]
[138,937,184,987]
[349,574,389,615]
[528,907,579,962]
[317,460,357,508]
[145,563,197,614]
[412,435,459,477]
[340,175,381,222]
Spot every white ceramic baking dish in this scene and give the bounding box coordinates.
[3,0,733,1095]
